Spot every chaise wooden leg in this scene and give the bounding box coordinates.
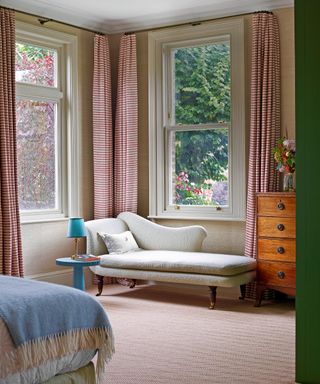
[239,284,246,300]
[208,286,217,310]
[96,275,104,296]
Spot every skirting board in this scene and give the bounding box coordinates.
[26,268,93,288]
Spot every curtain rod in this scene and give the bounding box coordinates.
[124,10,274,35]
[1,5,274,36]
[0,5,104,35]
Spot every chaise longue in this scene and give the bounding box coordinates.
[86,212,256,309]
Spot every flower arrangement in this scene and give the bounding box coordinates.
[273,137,296,174]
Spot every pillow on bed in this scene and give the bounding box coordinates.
[99,231,140,254]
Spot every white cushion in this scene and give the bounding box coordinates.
[99,250,256,276]
[85,218,128,256]
[99,231,140,254]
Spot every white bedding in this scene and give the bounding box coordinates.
[0,318,96,384]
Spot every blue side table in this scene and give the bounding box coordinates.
[56,257,100,291]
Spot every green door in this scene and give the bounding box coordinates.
[295,0,320,382]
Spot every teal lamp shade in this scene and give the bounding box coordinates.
[67,217,87,238]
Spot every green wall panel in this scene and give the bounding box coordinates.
[296,0,320,382]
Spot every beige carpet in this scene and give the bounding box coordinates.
[89,283,295,384]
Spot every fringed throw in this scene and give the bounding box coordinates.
[0,326,114,382]
[0,276,115,382]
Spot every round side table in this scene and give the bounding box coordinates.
[56,257,100,291]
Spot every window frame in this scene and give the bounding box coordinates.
[148,18,246,221]
[16,21,80,223]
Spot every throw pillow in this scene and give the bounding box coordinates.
[99,231,140,254]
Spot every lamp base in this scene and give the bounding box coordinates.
[71,238,80,260]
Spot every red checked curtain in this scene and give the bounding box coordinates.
[114,34,138,216]
[245,12,281,260]
[93,34,113,219]
[92,34,137,287]
[244,12,280,299]
[0,8,24,276]
[93,33,138,219]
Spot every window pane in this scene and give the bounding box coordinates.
[172,129,228,206]
[173,42,230,125]
[17,100,57,210]
[15,42,57,87]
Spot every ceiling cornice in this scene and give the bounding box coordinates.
[106,0,294,34]
[0,0,294,34]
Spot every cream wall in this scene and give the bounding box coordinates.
[16,13,95,280]
[121,7,295,255]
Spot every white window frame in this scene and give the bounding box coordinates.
[148,18,246,221]
[16,21,80,223]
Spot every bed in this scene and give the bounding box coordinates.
[0,275,114,384]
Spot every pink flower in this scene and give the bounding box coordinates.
[283,139,295,151]
[178,171,189,182]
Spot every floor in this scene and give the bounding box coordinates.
[88,282,295,384]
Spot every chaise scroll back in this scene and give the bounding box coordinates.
[118,212,207,252]
[85,213,207,256]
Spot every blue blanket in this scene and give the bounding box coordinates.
[0,275,112,346]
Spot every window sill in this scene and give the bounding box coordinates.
[148,215,246,222]
[21,217,69,225]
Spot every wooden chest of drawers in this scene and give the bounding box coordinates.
[255,192,296,306]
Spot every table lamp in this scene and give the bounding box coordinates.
[67,217,87,260]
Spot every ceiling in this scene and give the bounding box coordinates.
[0,0,293,34]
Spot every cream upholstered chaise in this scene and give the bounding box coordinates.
[86,212,256,309]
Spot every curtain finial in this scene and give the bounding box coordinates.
[38,18,51,25]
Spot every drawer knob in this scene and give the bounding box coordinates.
[277,223,285,231]
[277,271,285,279]
[277,246,285,254]
[277,202,285,210]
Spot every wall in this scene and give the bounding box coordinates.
[113,7,295,255]
[16,12,95,284]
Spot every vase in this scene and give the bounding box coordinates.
[283,172,294,192]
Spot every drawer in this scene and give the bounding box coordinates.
[258,238,296,262]
[257,261,296,288]
[257,196,295,217]
[257,217,296,238]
